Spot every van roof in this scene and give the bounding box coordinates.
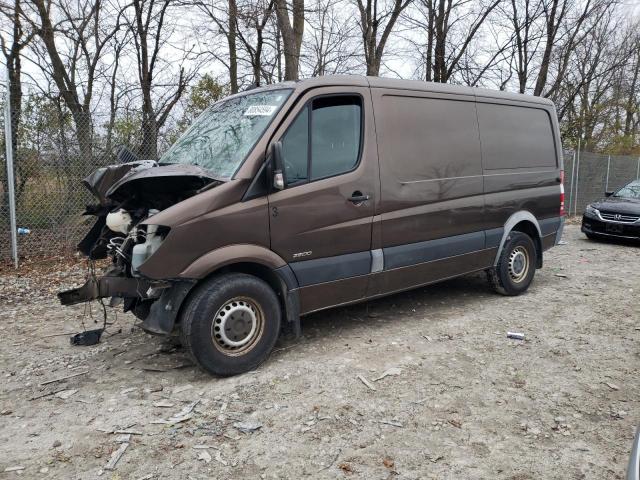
[234,75,554,107]
[293,75,555,107]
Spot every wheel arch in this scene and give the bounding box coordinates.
[175,245,300,336]
[494,211,543,269]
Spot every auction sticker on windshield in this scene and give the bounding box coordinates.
[244,105,278,116]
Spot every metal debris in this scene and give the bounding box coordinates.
[152,400,199,425]
[39,370,89,386]
[233,419,263,433]
[115,434,131,443]
[4,466,26,472]
[172,384,193,394]
[507,332,525,340]
[373,367,402,382]
[214,450,228,466]
[104,442,129,470]
[357,374,377,391]
[378,419,403,428]
[55,389,78,399]
[197,450,212,464]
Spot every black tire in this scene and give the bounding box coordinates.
[487,231,537,296]
[179,273,281,377]
[585,232,599,241]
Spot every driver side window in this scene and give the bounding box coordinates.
[280,95,362,186]
[281,107,309,185]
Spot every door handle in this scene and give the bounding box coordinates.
[348,191,370,204]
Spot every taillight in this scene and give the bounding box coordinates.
[559,170,565,216]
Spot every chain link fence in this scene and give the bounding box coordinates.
[1,85,147,265]
[564,150,640,216]
[2,84,640,266]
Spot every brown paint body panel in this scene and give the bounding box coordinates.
[179,244,287,279]
[138,179,271,279]
[372,90,486,248]
[131,75,562,316]
[267,86,378,306]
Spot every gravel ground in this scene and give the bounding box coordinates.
[0,224,638,480]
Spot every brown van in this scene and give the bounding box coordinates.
[59,75,565,376]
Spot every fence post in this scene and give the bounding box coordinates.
[637,157,639,180]
[605,155,611,191]
[573,139,581,216]
[4,68,18,268]
[568,150,576,215]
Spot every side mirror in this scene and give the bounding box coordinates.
[272,141,285,190]
[605,191,614,197]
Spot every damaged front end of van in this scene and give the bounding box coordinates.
[58,87,295,340]
[57,160,224,334]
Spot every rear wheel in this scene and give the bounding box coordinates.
[180,273,281,376]
[487,231,536,296]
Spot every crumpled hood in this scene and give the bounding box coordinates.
[83,161,223,206]
[83,160,157,205]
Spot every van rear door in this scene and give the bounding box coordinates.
[267,86,379,314]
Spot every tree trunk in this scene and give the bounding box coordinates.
[623,47,639,137]
[228,0,239,93]
[433,0,446,82]
[275,0,304,80]
[254,26,264,86]
[425,0,434,81]
[32,0,93,160]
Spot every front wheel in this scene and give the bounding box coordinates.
[179,273,281,376]
[487,231,536,296]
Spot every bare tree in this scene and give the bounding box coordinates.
[26,0,124,160]
[193,0,240,93]
[129,0,195,159]
[237,0,276,86]
[404,0,501,83]
[0,0,34,215]
[356,0,411,76]
[303,0,361,76]
[1,0,32,152]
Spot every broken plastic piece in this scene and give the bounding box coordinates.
[70,328,104,346]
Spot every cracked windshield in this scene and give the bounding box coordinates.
[159,89,293,178]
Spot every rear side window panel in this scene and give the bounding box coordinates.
[476,102,557,170]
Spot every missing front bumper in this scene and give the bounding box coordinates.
[58,275,153,305]
[58,275,196,336]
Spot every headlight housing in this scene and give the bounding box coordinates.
[584,204,599,217]
[131,224,170,275]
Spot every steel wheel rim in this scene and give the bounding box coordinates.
[508,246,529,283]
[211,297,264,356]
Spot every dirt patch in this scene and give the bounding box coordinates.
[0,225,638,479]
